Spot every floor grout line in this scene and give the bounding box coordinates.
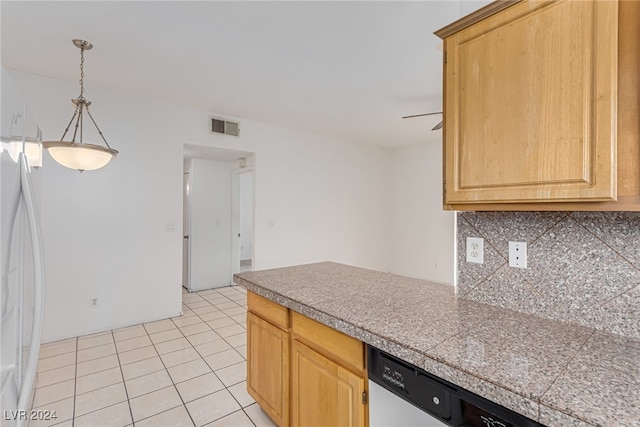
[71,337,78,427]
[110,329,135,426]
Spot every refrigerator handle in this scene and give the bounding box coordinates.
[16,153,45,418]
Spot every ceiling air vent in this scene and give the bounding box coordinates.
[210,117,240,137]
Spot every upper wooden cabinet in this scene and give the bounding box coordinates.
[436,0,640,211]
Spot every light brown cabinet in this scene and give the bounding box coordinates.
[246,293,289,426]
[436,0,640,211]
[290,311,367,427]
[291,340,366,427]
[246,292,367,427]
[247,312,289,426]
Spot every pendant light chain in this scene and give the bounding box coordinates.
[73,44,84,144]
[79,44,85,100]
[78,42,112,149]
[77,43,86,144]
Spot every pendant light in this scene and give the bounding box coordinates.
[43,39,118,172]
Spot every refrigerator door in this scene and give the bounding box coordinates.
[1,101,45,427]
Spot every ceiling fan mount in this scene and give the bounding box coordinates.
[402,112,443,131]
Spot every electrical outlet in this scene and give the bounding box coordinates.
[466,237,484,264]
[90,298,98,308]
[508,241,527,268]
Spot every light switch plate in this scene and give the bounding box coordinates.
[508,241,527,268]
[466,237,484,264]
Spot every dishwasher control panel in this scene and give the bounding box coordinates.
[367,346,545,427]
[382,365,405,389]
[368,346,452,422]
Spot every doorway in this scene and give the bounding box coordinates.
[231,168,253,275]
[182,145,254,292]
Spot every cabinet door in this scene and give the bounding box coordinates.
[247,312,289,427]
[443,0,618,204]
[291,340,366,427]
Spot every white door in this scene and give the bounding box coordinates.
[188,159,233,291]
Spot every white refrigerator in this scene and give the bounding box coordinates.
[1,92,46,427]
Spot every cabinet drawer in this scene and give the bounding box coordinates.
[291,311,364,372]
[248,291,288,330]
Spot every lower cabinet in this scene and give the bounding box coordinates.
[247,312,289,427]
[291,340,366,427]
[246,291,368,427]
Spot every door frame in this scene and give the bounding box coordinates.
[182,169,191,290]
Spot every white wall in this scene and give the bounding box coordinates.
[188,158,233,290]
[8,69,392,342]
[460,0,496,16]
[250,126,392,270]
[389,142,455,284]
[8,72,185,342]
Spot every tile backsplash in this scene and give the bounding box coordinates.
[457,212,640,339]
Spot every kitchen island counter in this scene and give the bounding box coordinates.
[234,262,639,427]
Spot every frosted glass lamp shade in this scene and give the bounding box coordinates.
[43,141,118,171]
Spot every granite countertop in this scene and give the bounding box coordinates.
[234,262,640,427]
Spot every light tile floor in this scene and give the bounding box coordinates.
[31,286,276,427]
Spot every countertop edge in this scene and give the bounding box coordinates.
[235,276,598,425]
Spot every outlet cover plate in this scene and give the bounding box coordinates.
[466,237,484,264]
[508,241,527,268]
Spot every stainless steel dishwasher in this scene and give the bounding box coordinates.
[367,346,544,427]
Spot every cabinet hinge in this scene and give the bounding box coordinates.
[444,52,447,64]
[362,391,367,405]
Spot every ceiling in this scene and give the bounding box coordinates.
[1,1,489,149]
